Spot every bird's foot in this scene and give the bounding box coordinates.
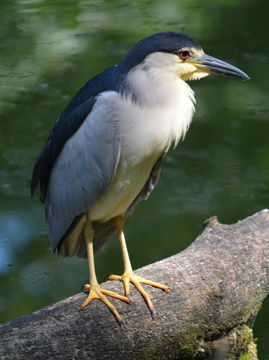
[81,283,130,324]
[108,272,168,316]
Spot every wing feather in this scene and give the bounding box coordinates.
[31,66,118,201]
[31,66,121,253]
[45,91,121,251]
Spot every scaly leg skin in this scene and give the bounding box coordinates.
[82,217,130,324]
[108,216,169,317]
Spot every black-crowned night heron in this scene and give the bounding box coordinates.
[31,32,249,323]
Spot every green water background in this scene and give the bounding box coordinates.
[0,0,269,357]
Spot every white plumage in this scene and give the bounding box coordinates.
[90,55,196,221]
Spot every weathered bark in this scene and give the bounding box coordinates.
[1,209,269,360]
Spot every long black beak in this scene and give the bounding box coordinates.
[196,54,250,80]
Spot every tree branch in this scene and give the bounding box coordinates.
[1,210,269,360]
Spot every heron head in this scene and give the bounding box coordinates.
[119,32,249,82]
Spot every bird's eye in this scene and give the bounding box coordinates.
[178,50,190,60]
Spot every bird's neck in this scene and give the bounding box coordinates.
[116,64,196,164]
[119,61,195,111]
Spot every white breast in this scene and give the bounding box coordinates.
[89,62,196,222]
[119,83,195,166]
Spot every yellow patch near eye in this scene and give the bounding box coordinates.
[177,63,207,81]
[188,72,210,81]
[177,63,198,77]
[176,47,210,81]
[179,66,210,81]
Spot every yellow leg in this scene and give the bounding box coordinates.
[108,216,169,315]
[81,217,130,324]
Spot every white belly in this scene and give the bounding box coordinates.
[89,155,158,221]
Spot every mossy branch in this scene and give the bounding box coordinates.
[1,209,269,360]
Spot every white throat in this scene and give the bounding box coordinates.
[119,52,196,160]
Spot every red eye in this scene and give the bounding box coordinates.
[179,50,190,60]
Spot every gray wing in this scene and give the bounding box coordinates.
[45,91,121,252]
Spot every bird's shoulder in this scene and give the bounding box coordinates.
[31,65,119,201]
[61,65,119,116]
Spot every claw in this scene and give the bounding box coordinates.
[81,283,130,324]
[108,272,168,315]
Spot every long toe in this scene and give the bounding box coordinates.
[81,283,129,324]
[108,272,168,315]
